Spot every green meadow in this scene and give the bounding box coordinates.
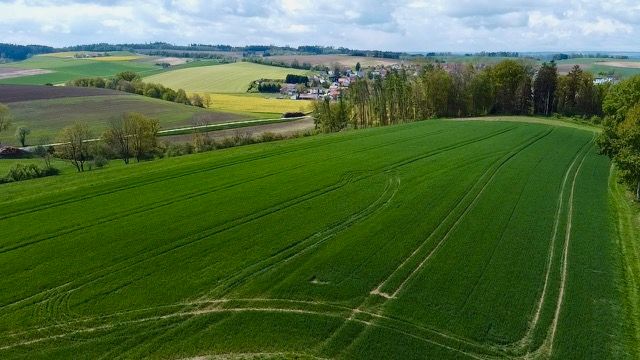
[0,119,635,359]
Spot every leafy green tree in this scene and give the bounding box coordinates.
[190,93,204,107]
[599,75,640,199]
[175,89,189,104]
[491,60,531,115]
[599,104,640,200]
[115,71,140,82]
[15,126,30,147]
[312,97,349,133]
[533,62,558,116]
[469,67,495,116]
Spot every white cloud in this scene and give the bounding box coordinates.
[0,0,637,51]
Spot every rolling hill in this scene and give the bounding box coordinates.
[144,62,308,93]
[0,85,246,146]
[0,119,634,359]
[0,54,159,85]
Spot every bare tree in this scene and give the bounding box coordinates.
[129,113,160,162]
[15,126,31,147]
[103,116,133,164]
[34,136,53,169]
[0,103,12,145]
[57,122,92,172]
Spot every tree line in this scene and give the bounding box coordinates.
[598,76,640,200]
[313,60,607,132]
[0,43,54,61]
[67,71,211,108]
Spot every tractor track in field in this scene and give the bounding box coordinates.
[1,124,530,358]
[314,128,549,359]
[205,174,401,297]
[0,126,510,317]
[199,126,518,299]
[27,172,362,320]
[371,128,553,299]
[0,127,450,255]
[530,143,592,358]
[321,128,551,359]
[0,172,358,318]
[498,137,594,355]
[0,128,390,220]
[0,298,492,359]
[0,125,450,221]
[457,154,546,314]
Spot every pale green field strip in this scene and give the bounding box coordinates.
[144,62,308,93]
[0,119,633,359]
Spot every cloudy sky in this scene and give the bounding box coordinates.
[1,0,639,51]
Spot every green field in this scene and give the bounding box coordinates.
[0,118,635,359]
[144,62,308,93]
[0,95,246,146]
[0,56,159,85]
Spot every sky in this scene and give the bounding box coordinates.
[1,0,639,52]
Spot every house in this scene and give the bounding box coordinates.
[594,77,617,85]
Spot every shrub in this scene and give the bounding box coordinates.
[1,164,59,183]
[93,155,109,168]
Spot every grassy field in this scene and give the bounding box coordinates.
[144,62,308,93]
[0,56,159,85]
[0,95,246,146]
[0,118,634,359]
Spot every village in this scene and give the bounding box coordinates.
[276,63,405,101]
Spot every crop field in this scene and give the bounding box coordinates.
[265,55,401,67]
[555,58,640,78]
[0,95,246,146]
[144,62,308,93]
[0,118,633,359]
[204,93,311,117]
[0,56,159,85]
[0,84,126,103]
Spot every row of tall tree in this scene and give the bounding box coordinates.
[598,76,640,200]
[314,60,606,132]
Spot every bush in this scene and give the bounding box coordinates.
[93,155,109,168]
[1,164,59,183]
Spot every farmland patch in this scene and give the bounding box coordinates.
[0,119,632,359]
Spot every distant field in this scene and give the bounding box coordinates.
[144,62,308,93]
[0,94,246,146]
[0,84,126,102]
[205,93,311,116]
[0,118,633,359]
[265,55,400,67]
[555,58,640,78]
[0,68,53,80]
[0,55,159,85]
